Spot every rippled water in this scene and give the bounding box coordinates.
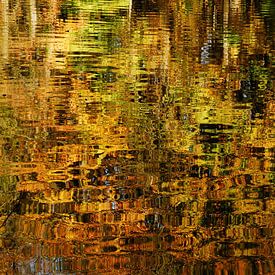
[0,0,274,274]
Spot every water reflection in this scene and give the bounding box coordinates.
[0,0,274,274]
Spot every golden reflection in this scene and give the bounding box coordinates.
[0,0,274,274]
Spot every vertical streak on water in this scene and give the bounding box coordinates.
[129,0,132,20]
[128,0,132,38]
[162,25,170,78]
[0,0,8,60]
[223,0,229,66]
[29,0,37,38]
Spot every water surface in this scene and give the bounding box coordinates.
[0,0,274,274]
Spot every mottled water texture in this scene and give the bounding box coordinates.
[0,0,274,274]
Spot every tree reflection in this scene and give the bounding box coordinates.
[0,0,274,274]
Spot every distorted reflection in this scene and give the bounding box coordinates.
[0,0,274,274]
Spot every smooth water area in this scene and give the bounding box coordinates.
[0,0,274,274]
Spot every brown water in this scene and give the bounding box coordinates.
[0,0,274,274]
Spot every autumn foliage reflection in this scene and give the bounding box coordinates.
[0,0,274,274]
